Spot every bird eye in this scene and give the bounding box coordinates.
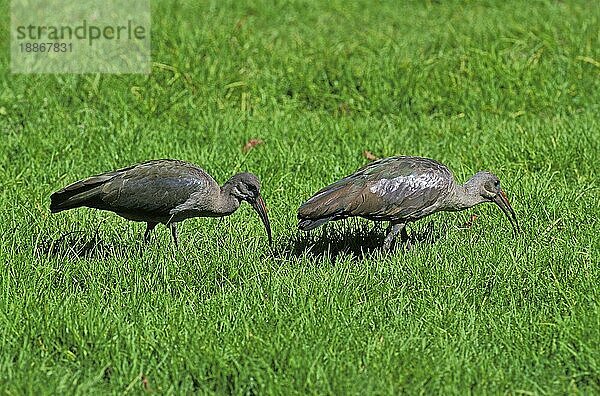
[484,179,498,194]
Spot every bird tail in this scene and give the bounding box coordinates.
[298,217,334,231]
[297,183,352,231]
[50,173,116,213]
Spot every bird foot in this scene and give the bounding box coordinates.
[382,239,394,252]
[383,238,412,253]
[382,222,409,252]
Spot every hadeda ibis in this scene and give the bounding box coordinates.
[50,159,272,246]
[298,156,518,250]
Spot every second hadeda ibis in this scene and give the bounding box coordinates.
[298,156,518,250]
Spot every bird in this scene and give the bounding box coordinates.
[50,159,272,246]
[297,156,518,250]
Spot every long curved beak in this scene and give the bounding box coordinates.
[250,194,272,245]
[493,189,519,234]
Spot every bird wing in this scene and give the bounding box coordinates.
[298,156,454,223]
[98,160,219,218]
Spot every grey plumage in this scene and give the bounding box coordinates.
[298,156,518,250]
[50,159,272,246]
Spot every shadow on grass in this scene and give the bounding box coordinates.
[273,220,446,262]
[36,230,142,259]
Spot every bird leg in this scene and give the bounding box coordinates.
[169,223,179,247]
[400,225,412,251]
[144,222,158,243]
[383,222,406,251]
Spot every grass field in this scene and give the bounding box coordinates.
[1,0,599,393]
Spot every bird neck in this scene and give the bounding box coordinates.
[446,183,486,211]
[217,183,242,215]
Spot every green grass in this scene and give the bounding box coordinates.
[1,0,599,393]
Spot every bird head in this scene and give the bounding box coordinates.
[228,173,272,245]
[466,171,519,233]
